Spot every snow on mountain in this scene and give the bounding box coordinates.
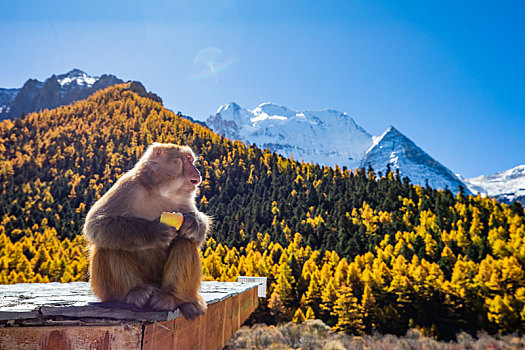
[0,88,19,115]
[0,69,123,120]
[463,165,525,203]
[56,69,98,87]
[360,126,469,193]
[207,102,373,169]
[208,102,471,193]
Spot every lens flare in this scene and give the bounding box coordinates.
[187,47,238,82]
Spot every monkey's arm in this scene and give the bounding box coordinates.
[178,211,211,245]
[84,214,175,250]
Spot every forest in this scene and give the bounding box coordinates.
[0,83,524,339]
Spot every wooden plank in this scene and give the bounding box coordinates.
[143,287,259,350]
[0,324,143,350]
[142,314,206,350]
[239,287,258,324]
[223,294,240,344]
[204,298,225,350]
[0,282,259,350]
[0,310,40,321]
[0,282,259,322]
[40,304,180,322]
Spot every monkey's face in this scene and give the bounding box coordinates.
[157,150,201,199]
[179,152,202,193]
[141,143,202,201]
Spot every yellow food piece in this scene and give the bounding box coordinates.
[160,212,184,230]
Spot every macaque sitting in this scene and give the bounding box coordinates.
[83,143,211,320]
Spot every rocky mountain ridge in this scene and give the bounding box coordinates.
[207,102,374,169]
[0,69,123,119]
[207,102,469,193]
[463,165,525,204]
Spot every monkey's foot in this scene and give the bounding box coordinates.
[148,289,178,311]
[124,286,155,308]
[178,298,207,320]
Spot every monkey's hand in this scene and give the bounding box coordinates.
[84,215,177,250]
[157,224,180,248]
[178,212,210,245]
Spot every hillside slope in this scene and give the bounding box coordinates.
[0,83,422,251]
[0,84,524,337]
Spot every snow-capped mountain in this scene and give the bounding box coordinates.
[56,69,98,87]
[463,165,525,204]
[0,69,123,120]
[207,102,373,169]
[360,126,468,193]
[208,102,469,193]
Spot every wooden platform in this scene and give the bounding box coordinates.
[0,281,259,350]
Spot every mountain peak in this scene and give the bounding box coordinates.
[369,125,410,151]
[217,102,242,114]
[386,125,398,132]
[57,69,98,87]
[362,125,467,193]
[66,68,87,76]
[383,125,403,137]
[251,103,294,121]
[257,102,288,109]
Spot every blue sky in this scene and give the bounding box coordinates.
[1,0,523,178]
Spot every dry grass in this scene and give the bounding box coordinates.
[224,320,525,350]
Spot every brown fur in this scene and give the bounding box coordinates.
[84,143,211,320]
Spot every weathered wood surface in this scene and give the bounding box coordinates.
[0,281,256,321]
[0,324,144,350]
[0,281,259,350]
[142,287,259,350]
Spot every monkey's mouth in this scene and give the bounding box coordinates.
[190,179,200,186]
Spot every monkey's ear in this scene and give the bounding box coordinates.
[172,157,183,176]
[151,144,165,158]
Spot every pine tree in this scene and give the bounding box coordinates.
[361,284,379,332]
[268,289,286,321]
[305,306,315,320]
[332,285,364,334]
[320,277,338,325]
[293,308,306,323]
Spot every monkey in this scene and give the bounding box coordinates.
[83,143,211,320]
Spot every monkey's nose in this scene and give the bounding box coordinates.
[190,176,202,186]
